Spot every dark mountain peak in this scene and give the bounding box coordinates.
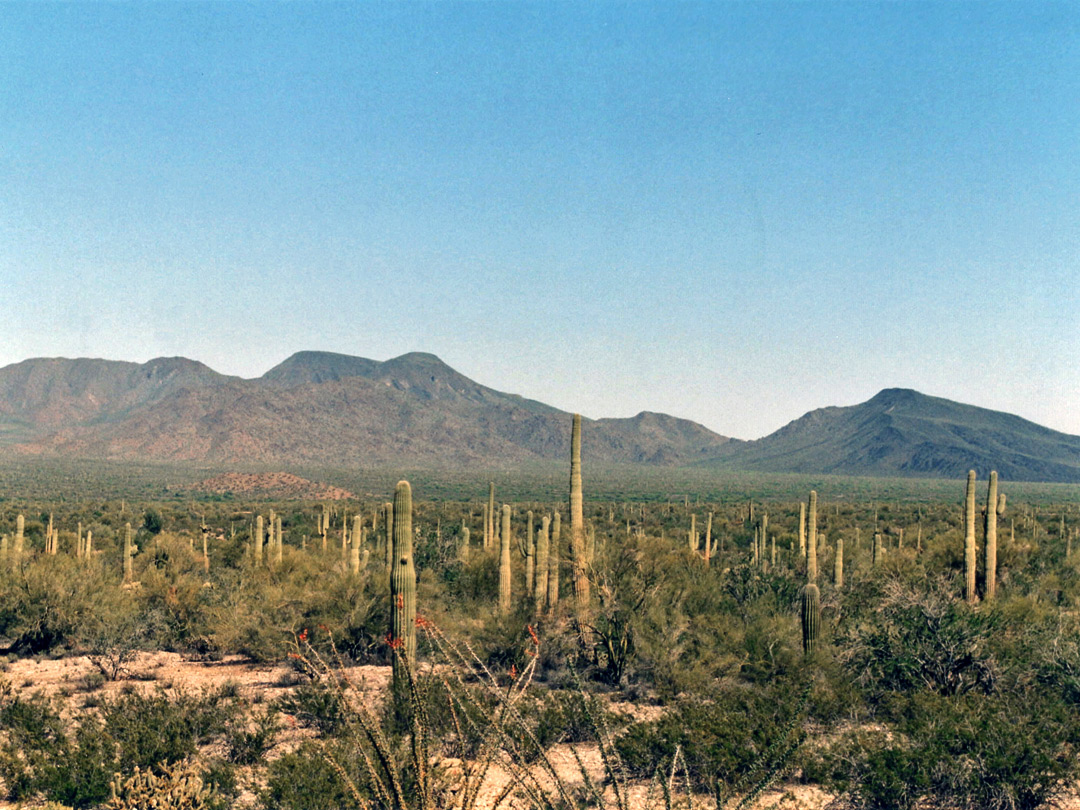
[261,351,380,385]
[709,388,1080,482]
[867,388,924,407]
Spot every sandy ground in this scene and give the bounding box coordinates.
[1,651,832,809]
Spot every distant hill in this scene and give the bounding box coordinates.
[705,388,1080,483]
[0,352,736,468]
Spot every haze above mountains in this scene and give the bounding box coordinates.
[1,351,1079,483]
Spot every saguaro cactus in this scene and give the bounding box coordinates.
[384,502,394,569]
[984,471,998,601]
[965,470,977,603]
[275,516,283,566]
[548,511,561,613]
[124,522,134,582]
[499,504,512,614]
[834,537,844,588]
[487,482,496,550]
[704,512,713,566]
[351,515,363,575]
[524,510,535,595]
[390,481,416,689]
[569,413,590,612]
[254,515,264,568]
[807,491,818,582]
[798,502,806,557]
[459,525,470,562]
[15,514,24,558]
[688,514,697,552]
[873,532,883,565]
[801,583,821,654]
[535,515,550,614]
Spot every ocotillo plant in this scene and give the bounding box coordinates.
[965,470,977,603]
[569,413,590,612]
[254,515,264,568]
[807,491,818,582]
[389,480,416,691]
[801,582,821,654]
[548,511,561,613]
[984,471,999,601]
[124,522,134,582]
[535,515,550,614]
[499,504,512,614]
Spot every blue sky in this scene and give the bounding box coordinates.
[2,2,1078,439]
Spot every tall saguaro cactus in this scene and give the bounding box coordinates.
[390,481,416,690]
[807,491,818,582]
[798,502,806,557]
[984,471,999,601]
[965,470,977,603]
[499,504,512,614]
[384,502,394,570]
[15,514,24,558]
[569,413,590,612]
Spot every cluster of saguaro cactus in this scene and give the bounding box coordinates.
[389,480,416,690]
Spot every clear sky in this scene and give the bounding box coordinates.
[2,2,1078,440]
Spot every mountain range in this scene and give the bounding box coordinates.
[1,351,1079,482]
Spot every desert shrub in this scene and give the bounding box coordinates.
[102,688,236,772]
[615,675,811,800]
[276,679,349,736]
[224,708,279,765]
[261,741,362,810]
[0,556,134,654]
[818,688,1080,810]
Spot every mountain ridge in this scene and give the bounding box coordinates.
[2,354,1079,482]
